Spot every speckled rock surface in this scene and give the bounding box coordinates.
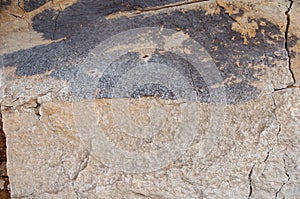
[288,0,300,85]
[0,0,299,198]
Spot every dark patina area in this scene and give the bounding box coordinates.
[3,0,287,104]
[97,51,210,102]
[0,0,10,10]
[23,0,51,12]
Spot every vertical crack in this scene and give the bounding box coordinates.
[52,11,61,40]
[271,94,281,142]
[70,150,90,181]
[263,149,272,163]
[274,158,290,199]
[35,99,42,120]
[285,0,295,85]
[17,0,24,11]
[17,0,27,15]
[0,104,10,198]
[248,164,255,199]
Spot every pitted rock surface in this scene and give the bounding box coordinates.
[0,0,299,198]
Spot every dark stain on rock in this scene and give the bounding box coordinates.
[131,84,177,100]
[32,1,127,40]
[24,0,50,12]
[32,9,59,39]
[98,51,210,102]
[290,50,296,58]
[32,0,187,40]
[0,0,10,10]
[2,0,287,104]
[287,34,299,48]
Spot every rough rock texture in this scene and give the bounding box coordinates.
[0,0,299,198]
[289,0,300,85]
[0,112,9,198]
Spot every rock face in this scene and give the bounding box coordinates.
[0,0,299,198]
[289,0,300,85]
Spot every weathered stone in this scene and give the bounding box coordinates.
[289,0,300,85]
[0,0,299,198]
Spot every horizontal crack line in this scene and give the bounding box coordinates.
[106,0,210,19]
[135,0,210,12]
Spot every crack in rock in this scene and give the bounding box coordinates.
[248,164,256,199]
[134,0,210,12]
[274,158,291,199]
[105,0,210,19]
[284,0,295,85]
[0,102,10,198]
[52,10,60,40]
[130,190,154,198]
[70,150,90,181]
[271,93,282,144]
[263,148,272,163]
